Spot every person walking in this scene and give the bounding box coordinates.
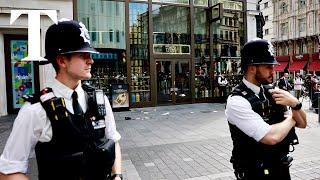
[0,19,123,180]
[225,38,307,180]
[294,73,304,100]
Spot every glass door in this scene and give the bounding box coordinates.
[156,61,173,104]
[156,60,190,105]
[175,61,191,103]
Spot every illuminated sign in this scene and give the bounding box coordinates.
[91,53,118,60]
[153,44,190,54]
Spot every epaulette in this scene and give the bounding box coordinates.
[82,83,96,92]
[22,94,40,104]
[231,84,249,97]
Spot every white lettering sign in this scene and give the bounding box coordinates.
[10,10,58,61]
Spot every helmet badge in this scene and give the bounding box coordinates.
[79,22,91,44]
[267,41,274,56]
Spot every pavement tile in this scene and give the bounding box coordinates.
[1,103,320,179]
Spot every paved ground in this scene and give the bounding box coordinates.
[1,100,320,180]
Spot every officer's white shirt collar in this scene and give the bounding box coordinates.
[242,78,262,95]
[52,78,83,100]
[51,78,87,113]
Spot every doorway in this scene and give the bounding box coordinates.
[156,60,191,105]
[4,35,39,114]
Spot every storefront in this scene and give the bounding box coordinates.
[0,1,73,116]
[75,0,245,108]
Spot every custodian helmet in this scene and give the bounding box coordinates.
[240,38,278,71]
[42,19,98,65]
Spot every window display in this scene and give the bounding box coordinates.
[84,50,127,103]
[129,3,151,105]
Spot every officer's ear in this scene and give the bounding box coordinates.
[56,54,68,69]
[247,65,257,74]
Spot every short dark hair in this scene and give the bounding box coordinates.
[51,54,73,73]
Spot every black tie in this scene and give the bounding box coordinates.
[72,91,83,115]
[259,87,265,100]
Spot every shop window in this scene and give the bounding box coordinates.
[152,4,190,54]
[129,3,150,104]
[77,0,126,49]
[194,7,210,99]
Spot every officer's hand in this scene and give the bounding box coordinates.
[271,88,299,107]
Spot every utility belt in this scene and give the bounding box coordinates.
[231,154,293,180]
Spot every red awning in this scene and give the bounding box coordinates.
[274,62,288,72]
[288,61,307,71]
[309,60,320,71]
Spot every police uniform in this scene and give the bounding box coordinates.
[0,20,121,180]
[226,39,298,180]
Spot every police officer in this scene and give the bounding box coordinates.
[225,38,307,180]
[0,19,123,180]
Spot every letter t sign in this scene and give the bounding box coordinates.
[10,10,57,62]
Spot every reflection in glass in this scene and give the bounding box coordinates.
[157,61,173,104]
[194,8,210,99]
[152,5,191,54]
[152,0,189,5]
[211,1,244,99]
[129,3,150,104]
[77,0,126,49]
[175,61,191,103]
[194,0,208,6]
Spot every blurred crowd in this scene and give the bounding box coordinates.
[275,72,320,113]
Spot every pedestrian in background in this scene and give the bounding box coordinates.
[218,72,229,98]
[278,72,292,91]
[226,38,307,180]
[0,19,123,180]
[294,73,304,100]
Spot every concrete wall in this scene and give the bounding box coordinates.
[0,0,73,116]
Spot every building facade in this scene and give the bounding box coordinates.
[0,0,265,116]
[0,0,73,116]
[272,0,320,75]
[260,0,273,41]
[75,0,262,108]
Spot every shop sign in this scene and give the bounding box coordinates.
[111,84,129,109]
[10,10,57,62]
[211,0,243,11]
[153,44,190,54]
